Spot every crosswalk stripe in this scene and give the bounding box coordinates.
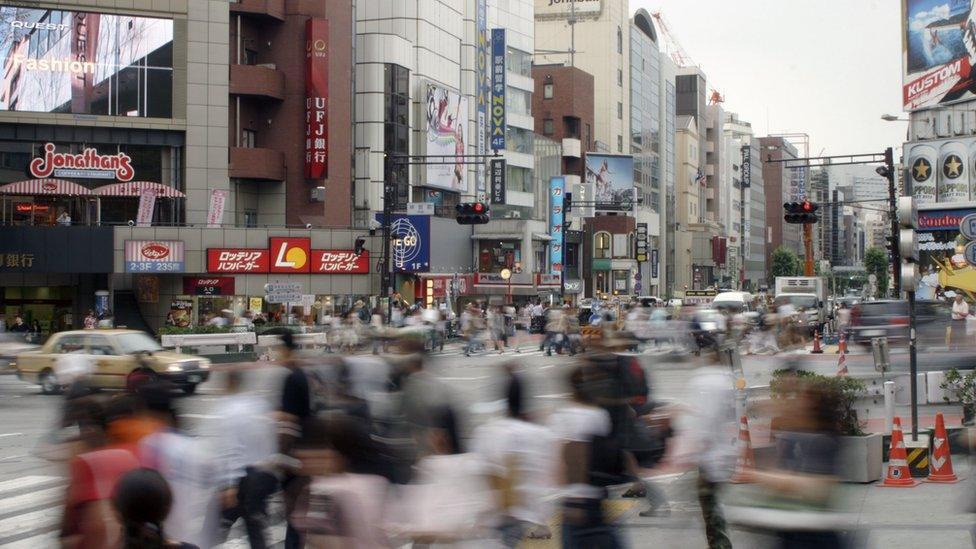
[0,506,61,540]
[2,531,58,549]
[0,486,62,518]
[0,475,62,498]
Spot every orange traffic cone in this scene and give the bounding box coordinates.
[836,351,848,376]
[927,412,959,483]
[811,330,823,354]
[836,331,848,354]
[730,415,755,484]
[881,417,919,487]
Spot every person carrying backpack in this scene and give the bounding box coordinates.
[548,365,622,548]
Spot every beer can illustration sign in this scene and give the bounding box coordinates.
[908,144,937,205]
[938,141,969,202]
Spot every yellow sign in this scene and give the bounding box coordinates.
[249,297,263,314]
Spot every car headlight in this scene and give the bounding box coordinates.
[167,364,182,372]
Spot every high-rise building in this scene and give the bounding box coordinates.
[535,0,630,153]
[725,112,766,290]
[759,136,803,273]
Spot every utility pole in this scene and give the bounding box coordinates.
[381,173,395,321]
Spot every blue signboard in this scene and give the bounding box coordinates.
[490,28,506,150]
[376,214,431,273]
[549,177,565,275]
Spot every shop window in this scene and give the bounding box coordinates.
[612,270,630,294]
[478,240,521,272]
[594,232,611,259]
[543,83,554,99]
[241,129,257,148]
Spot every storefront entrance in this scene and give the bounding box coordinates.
[1,286,74,333]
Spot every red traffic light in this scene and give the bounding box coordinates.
[802,201,813,212]
[473,202,484,213]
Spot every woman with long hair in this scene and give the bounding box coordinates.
[113,468,198,549]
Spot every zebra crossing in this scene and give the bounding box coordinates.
[0,473,290,548]
[431,345,555,358]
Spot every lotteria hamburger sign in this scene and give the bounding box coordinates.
[30,143,135,181]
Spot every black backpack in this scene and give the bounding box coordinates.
[588,432,630,487]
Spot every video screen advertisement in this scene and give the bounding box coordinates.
[585,153,635,211]
[902,0,976,110]
[0,6,174,117]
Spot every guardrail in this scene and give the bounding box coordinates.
[257,333,331,349]
[161,331,257,353]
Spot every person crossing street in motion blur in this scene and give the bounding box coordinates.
[113,468,200,549]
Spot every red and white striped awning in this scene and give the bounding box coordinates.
[94,181,186,198]
[0,179,95,196]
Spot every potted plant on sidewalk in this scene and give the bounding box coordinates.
[770,369,880,483]
[940,368,976,426]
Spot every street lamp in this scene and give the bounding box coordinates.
[880,114,909,122]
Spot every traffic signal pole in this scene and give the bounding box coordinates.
[803,223,815,276]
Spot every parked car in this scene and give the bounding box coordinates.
[848,299,950,348]
[0,333,39,374]
[16,329,210,395]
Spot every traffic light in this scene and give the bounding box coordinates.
[456,202,490,224]
[783,201,819,224]
[565,192,572,213]
[354,236,366,256]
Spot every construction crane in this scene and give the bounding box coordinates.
[652,12,725,106]
[650,11,695,68]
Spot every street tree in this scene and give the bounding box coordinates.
[770,245,800,280]
[864,247,889,298]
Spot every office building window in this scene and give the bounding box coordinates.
[617,135,623,152]
[617,102,623,119]
[617,27,622,54]
[617,69,622,86]
[543,119,554,135]
[612,234,630,258]
[543,83,554,99]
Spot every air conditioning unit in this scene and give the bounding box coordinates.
[505,210,521,219]
[311,186,325,202]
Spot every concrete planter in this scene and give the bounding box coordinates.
[838,433,883,483]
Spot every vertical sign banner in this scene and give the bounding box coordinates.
[305,19,329,179]
[490,158,506,204]
[490,28,506,150]
[549,177,565,274]
[207,189,228,228]
[476,0,489,198]
[136,190,157,227]
[636,223,648,262]
[651,249,659,279]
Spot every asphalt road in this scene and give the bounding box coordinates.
[0,344,973,547]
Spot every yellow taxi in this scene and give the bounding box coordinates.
[16,329,210,395]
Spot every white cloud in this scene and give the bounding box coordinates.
[910,3,951,32]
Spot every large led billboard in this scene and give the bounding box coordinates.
[0,6,173,117]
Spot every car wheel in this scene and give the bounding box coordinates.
[39,369,60,395]
[181,384,197,395]
[126,368,157,393]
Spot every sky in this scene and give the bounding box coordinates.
[634,0,908,157]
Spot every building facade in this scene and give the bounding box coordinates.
[759,136,803,275]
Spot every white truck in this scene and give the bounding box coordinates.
[773,277,828,333]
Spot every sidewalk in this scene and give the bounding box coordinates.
[598,458,976,548]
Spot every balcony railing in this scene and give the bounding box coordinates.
[229,0,284,21]
[230,64,285,101]
[229,147,286,181]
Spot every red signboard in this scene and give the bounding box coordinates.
[415,275,472,298]
[269,237,311,273]
[207,249,270,273]
[183,276,235,296]
[312,250,369,274]
[305,19,329,179]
